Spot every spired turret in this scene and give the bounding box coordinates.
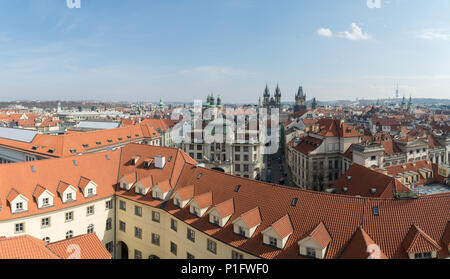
[216,95,222,108]
[294,85,307,112]
[311,97,317,110]
[275,84,281,106]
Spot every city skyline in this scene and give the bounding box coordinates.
[1,0,450,102]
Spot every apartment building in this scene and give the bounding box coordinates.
[0,151,118,253]
[0,143,449,259]
[0,123,162,164]
[287,119,362,190]
[352,134,450,168]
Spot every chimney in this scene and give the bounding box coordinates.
[155,156,166,169]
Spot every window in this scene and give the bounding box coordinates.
[152,233,160,246]
[232,251,243,259]
[269,237,277,247]
[235,154,240,161]
[119,221,126,232]
[15,223,24,233]
[306,247,316,258]
[43,237,50,243]
[414,252,432,259]
[87,224,94,234]
[16,202,23,210]
[171,219,177,232]
[41,217,50,228]
[152,211,160,223]
[135,227,142,239]
[207,239,217,254]
[87,188,94,196]
[187,253,195,259]
[106,200,113,209]
[66,193,73,201]
[212,215,220,226]
[134,249,142,259]
[135,206,142,217]
[235,146,240,152]
[235,164,241,171]
[42,198,49,206]
[170,242,177,256]
[86,206,94,216]
[106,242,113,254]
[66,230,73,239]
[120,200,126,211]
[370,156,376,161]
[106,218,112,231]
[65,212,74,222]
[238,226,246,237]
[187,228,195,242]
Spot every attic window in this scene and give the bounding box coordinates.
[105,155,110,160]
[70,149,77,154]
[235,185,241,192]
[127,136,131,139]
[372,206,379,216]
[118,137,123,141]
[291,198,298,206]
[96,141,101,145]
[73,160,78,166]
[346,176,352,181]
[32,146,38,150]
[82,144,89,148]
[370,188,377,194]
[168,156,173,162]
[135,134,140,137]
[197,173,202,179]
[107,139,113,143]
[48,148,55,154]
[343,186,348,193]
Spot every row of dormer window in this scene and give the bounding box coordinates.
[4,178,98,214]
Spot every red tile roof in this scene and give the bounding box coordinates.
[340,226,387,259]
[269,214,293,239]
[193,191,213,209]
[305,222,332,249]
[0,235,59,259]
[213,198,234,218]
[402,224,442,254]
[47,233,111,259]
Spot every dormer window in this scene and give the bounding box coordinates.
[88,188,93,196]
[67,193,72,200]
[269,237,278,247]
[212,215,220,225]
[261,214,293,250]
[43,198,49,206]
[238,226,246,237]
[16,202,23,210]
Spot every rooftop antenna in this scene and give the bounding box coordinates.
[395,83,399,99]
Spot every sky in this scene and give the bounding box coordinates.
[0,0,450,103]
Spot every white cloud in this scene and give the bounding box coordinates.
[416,29,450,41]
[317,28,333,38]
[338,23,371,41]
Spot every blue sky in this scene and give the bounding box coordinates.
[0,0,449,103]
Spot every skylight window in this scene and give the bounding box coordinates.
[82,144,89,148]
[48,148,55,154]
[105,155,110,160]
[235,185,241,192]
[31,146,38,150]
[73,160,78,166]
[291,198,298,206]
[107,139,113,143]
[373,206,379,216]
[31,166,36,172]
[197,173,202,179]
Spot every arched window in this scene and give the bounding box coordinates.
[87,224,94,234]
[66,230,73,239]
[43,237,50,243]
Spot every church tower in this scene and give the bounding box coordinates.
[274,84,281,106]
[294,86,306,112]
[263,84,270,107]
